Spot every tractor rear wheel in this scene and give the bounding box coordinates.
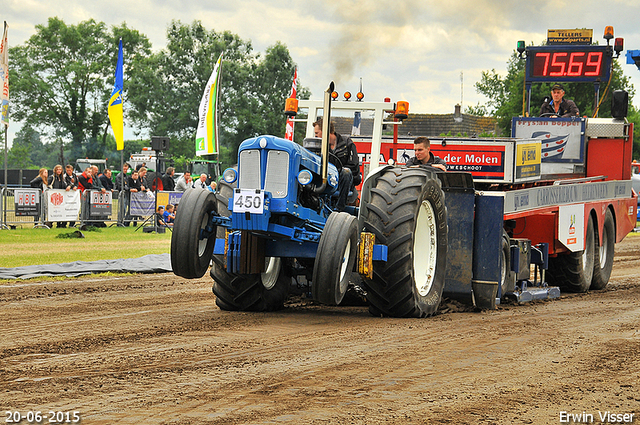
[547,213,595,293]
[312,212,358,305]
[211,257,290,311]
[361,167,448,317]
[171,189,217,279]
[590,209,615,290]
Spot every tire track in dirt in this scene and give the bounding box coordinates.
[2,237,640,424]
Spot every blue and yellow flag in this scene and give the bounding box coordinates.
[196,52,223,156]
[108,39,124,150]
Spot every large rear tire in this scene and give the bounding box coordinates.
[361,167,448,317]
[312,212,358,305]
[547,213,595,293]
[590,209,615,290]
[171,189,217,279]
[211,257,290,311]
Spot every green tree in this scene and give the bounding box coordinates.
[474,47,635,136]
[9,18,152,160]
[7,125,41,168]
[628,105,640,159]
[127,20,309,170]
[128,20,253,162]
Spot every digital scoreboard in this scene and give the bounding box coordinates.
[525,45,613,83]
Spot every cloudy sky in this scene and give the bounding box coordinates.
[4,0,640,143]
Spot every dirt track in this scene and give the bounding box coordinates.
[2,235,640,424]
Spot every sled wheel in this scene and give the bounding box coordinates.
[361,167,448,317]
[547,212,595,293]
[590,209,615,290]
[211,257,290,311]
[500,230,516,298]
[171,189,217,278]
[312,212,358,305]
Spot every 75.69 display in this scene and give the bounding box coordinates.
[526,46,612,82]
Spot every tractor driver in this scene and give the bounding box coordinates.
[405,136,447,172]
[539,83,579,118]
[313,118,362,211]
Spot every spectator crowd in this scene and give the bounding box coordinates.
[28,163,218,229]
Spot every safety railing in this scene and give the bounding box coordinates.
[1,188,186,229]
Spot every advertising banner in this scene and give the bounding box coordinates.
[156,191,183,209]
[130,191,156,216]
[14,189,39,216]
[45,189,81,221]
[431,145,506,178]
[512,118,585,163]
[90,190,112,217]
[515,142,542,179]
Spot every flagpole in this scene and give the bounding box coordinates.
[1,21,8,196]
[3,125,7,193]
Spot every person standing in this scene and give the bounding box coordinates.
[63,165,79,227]
[99,168,115,192]
[48,164,69,228]
[77,167,93,192]
[137,167,149,192]
[30,168,50,227]
[175,171,193,192]
[162,167,176,192]
[116,163,131,226]
[194,173,209,190]
[90,166,107,226]
[127,170,143,226]
[64,165,78,190]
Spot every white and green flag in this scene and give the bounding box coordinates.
[195,52,223,156]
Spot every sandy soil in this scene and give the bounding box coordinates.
[2,236,639,424]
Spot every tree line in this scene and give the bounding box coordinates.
[5,17,309,171]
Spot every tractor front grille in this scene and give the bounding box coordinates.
[264,150,289,198]
[238,149,261,190]
[238,149,289,199]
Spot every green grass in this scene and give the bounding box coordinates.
[0,226,172,268]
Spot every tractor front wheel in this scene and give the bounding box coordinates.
[312,212,359,305]
[171,189,218,279]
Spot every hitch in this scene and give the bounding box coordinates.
[503,241,560,303]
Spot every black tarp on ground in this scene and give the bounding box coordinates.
[0,254,172,280]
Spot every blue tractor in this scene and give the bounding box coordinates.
[171,83,452,316]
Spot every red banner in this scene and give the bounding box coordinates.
[284,68,297,141]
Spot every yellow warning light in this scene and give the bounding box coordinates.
[344,91,351,100]
[395,101,409,120]
[284,97,298,117]
[356,92,364,101]
[604,26,614,40]
[331,91,339,100]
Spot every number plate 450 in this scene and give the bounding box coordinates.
[233,189,264,214]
